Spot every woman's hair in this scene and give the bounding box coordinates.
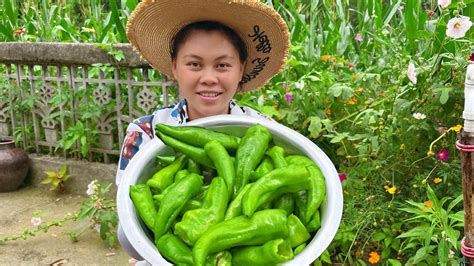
[170,21,248,63]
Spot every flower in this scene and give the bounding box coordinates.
[424,200,433,208]
[352,73,359,79]
[434,177,443,184]
[86,180,98,196]
[446,16,472,39]
[400,143,406,150]
[412,112,426,120]
[330,56,336,62]
[347,96,358,105]
[13,29,26,35]
[451,124,462,132]
[354,33,363,42]
[325,108,332,117]
[355,88,363,93]
[321,55,329,62]
[406,63,417,84]
[438,0,451,8]
[338,173,347,182]
[412,183,418,188]
[284,93,293,103]
[348,63,355,69]
[398,5,404,11]
[385,185,397,194]
[81,27,95,33]
[470,53,474,62]
[368,251,380,264]
[436,148,449,161]
[31,216,42,227]
[282,83,288,90]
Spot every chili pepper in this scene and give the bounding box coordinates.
[305,165,326,224]
[174,169,190,183]
[156,233,194,265]
[287,214,310,248]
[224,183,252,220]
[266,146,287,169]
[272,193,294,215]
[250,156,274,182]
[242,165,310,217]
[156,155,176,165]
[154,173,203,239]
[146,154,187,192]
[231,238,294,266]
[174,177,229,246]
[293,243,306,256]
[204,140,235,198]
[153,194,202,216]
[307,209,321,233]
[187,158,201,174]
[155,123,240,151]
[285,154,315,166]
[157,131,214,168]
[293,191,307,224]
[234,124,272,195]
[205,251,232,266]
[193,209,289,266]
[129,184,157,231]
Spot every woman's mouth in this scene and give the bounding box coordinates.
[197,91,222,98]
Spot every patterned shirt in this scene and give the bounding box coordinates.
[116,98,269,185]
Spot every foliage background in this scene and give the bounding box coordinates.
[1,0,473,264]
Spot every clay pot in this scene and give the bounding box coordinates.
[0,140,29,192]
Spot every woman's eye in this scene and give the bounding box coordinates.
[187,62,200,68]
[217,63,230,69]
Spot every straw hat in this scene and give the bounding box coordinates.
[126,0,290,92]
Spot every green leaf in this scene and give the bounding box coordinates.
[307,116,322,138]
[412,246,435,264]
[437,238,448,265]
[426,185,441,211]
[388,259,402,266]
[40,177,54,184]
[397,224,431,239]
[59,165,68,176]
[447,194,463,213]
[373,232,386,241]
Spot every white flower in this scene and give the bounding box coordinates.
[86,180,98,196]
[413,112,426,120]
[406,63,417,84]
[31,217,42,227]
[446,16,472,39]
[438,0,451,8]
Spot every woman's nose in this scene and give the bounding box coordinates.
[200,68,218,85]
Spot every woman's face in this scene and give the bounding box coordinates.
[171,30,245,121]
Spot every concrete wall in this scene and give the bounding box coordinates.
[28,154,118,195]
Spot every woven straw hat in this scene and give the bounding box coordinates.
[126,0,290,92]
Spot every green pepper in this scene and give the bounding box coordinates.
[156,233,193,265]
[293,191,307,224]
[224,183,252,220]
[175,169,190,182]
[146,154,187,192]
[129,184,157,231]
[286,214,310,248]
[250,157,274,182]
[307,209,321,232]
[234,124,272,195]
[204,140,235,198]
[232,238,294,266]
[285,154,315,166]
[193,209,289,266]
[153,194,202,216]
[305,165,326,224]
[187,159,201,174]
[242,165,310,217]
[293,243,306,256]
[272,193,294,215]
[156,155,176,165]
[154,173,203,239]
[174,177,229,246]
[266,146,287,169]
[155,123,240,151]
[205,251,232,266]
[157,131,214,168]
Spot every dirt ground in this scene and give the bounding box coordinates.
[0,184,130,265]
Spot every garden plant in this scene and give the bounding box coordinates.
[0,0,473,264]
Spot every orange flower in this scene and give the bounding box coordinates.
[325,108,332,117]
[347,96,358,105]
[321,55,329,62]
[13,29,26,35]
[368,251,380,264]
[434,177,442,184]
[424,200,433,208]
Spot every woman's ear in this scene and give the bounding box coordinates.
[171,60,178,81]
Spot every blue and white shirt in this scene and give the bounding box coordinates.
[116,98,269,186]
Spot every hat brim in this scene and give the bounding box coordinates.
[127,0,289,92]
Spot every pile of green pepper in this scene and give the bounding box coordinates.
[129,123,327,266]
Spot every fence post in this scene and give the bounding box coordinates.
[460,61,474,264]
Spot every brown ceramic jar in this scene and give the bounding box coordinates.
[0,140,29,192]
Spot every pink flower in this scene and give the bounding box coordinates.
[354,34,363,42]
[285,93,293,103]
[470,53,474,62]
[406,63,417,84]
[347,63,355,69]
[282,83,288,90]
[436,148,449,161]
[446,16,472,39]
[338,173,347,182]
[31,216,42,227]
[438,0,451,8]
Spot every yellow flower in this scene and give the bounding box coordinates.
[400,144,406,150]
[355,87,363,93]
[368,251,380,264]
[347,96,358,105]
[412,183,418,188]
[352,73,359,79]
[451,124,462,132]
[321,55,329,62]
[385,185,396,194]
[434,177,442,184]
